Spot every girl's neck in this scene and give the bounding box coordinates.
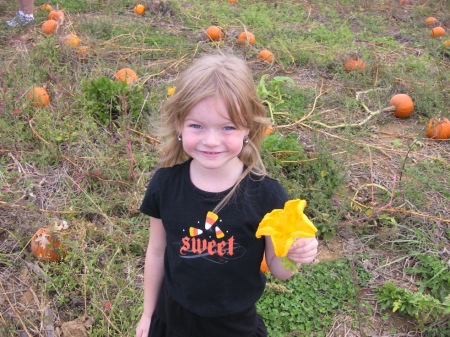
[189,159,244,193]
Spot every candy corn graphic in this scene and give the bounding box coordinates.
[189,227,203,237]
[215,226,224,239]
[205,211,219,230]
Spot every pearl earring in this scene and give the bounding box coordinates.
[243,136,249,144]
[177,135,182,141]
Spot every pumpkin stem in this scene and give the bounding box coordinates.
[381,105,396,112]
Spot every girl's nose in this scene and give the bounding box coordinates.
[202,130,221,146]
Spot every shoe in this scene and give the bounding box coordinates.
[6,11,34,27]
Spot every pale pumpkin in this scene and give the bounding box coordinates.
[114,68,138,84]
[343,56,366,72]
[30,228,66,263]
[26,87,50,107]
[387,94,414,118]
[425,17,438,27]
[426,118,450,139]
[64,34,81,48]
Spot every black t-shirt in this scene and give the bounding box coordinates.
[140,160,289,317]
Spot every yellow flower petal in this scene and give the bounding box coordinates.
[256,199,317,257]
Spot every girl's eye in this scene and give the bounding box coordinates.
[223,126,236,131]
[189,124,202,129]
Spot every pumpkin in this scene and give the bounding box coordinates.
[387,94,414,118]
[343,56,366,72]
[77,46,89,59]
[425,17,438,27]
[42,19,58,35]
[26,86,50,107]
[133,4,146,15]
[258,49,274,63]
[399,0,411,4]
[264,125,274,136]
[64,34,81,48]
[238,31,255,45]
[426,118,450,139]
[30,228,65,263]
[115,68,138,84]
[229,0,239,3]
[48,10,64,22]
[260,254,269,273]
[206,25,224,41]
[430,27,446,38]
[40,4,53,12]
[443,39,450,47]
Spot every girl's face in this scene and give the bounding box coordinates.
[181,96,249,172]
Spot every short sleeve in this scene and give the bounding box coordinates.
[139,169,162,218]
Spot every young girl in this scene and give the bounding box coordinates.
[136,53,318,337]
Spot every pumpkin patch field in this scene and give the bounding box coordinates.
[1,0,449,336]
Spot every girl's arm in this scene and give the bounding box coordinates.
[135,217,166,337]
[264,236,318,280]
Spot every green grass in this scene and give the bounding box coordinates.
[1,0,449,336]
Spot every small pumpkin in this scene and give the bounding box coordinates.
[133,4,146,16]
[260,254,270,273]
[64,34,81,48]
[237,31,255,45]
[387,94,414,118]
[206,25,224,41]
[42,19,58,35]
[115,68,138,84]
[264,125,274,136]
[425,17,438,27]
[430,27,446,38]
[77,46,89,59]
[229,0,239,3]
[30,228,66,263]
[343,56,366,72]
[258,49,274,63]
[26,86,50,107]
[443,39,450,48]
[426,118,450,139]
[48,10,64,22]
[40,4,53,12]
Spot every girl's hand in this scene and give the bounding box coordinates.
[135,316,151,337]
[286,237,318,264]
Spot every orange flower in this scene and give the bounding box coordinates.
[256,199,317,257]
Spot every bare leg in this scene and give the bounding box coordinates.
[19,0,35,15]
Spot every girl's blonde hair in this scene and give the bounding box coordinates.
[158,53,271,211]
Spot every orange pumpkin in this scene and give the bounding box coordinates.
[260,254,270,273]
[238,31,255,45]
[388,94,414,118]
[40,4,53,12]
[115,68,138,84]
[443,39,450,48]
[206,25,224,41]
[134,4,146,15]
[264,125,274,136]
[48,10,64,22]
[343,56,366,72]
[258,49,274,63]
[229,0,239,3]
[430,27,446,38]
[64,34,81,48]
[425,17,438,27]
[426,118,450,139]
[41,19,58,35]
[26,86,50,108]
[30,228,65,263]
